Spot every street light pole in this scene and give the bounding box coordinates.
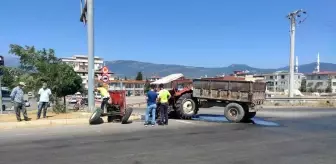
[286,9,307,98]
[80,0,95,112]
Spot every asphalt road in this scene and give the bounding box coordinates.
[1,107,336,164]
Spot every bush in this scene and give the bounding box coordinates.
[274,102,280,106]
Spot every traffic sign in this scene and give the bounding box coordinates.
[101,74,109,83]
[102,66,109,74]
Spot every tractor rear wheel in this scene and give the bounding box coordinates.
[175,93,198,119]
[121,107,133,124]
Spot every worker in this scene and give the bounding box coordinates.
[10,82,29,121]
[144,84,158,127]
[158,83,171,125]
[95,83,110,112]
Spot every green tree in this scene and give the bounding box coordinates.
[49,63,83,106]
[0,66,26,89]
[135,71,143,80]
[144,78,151,93]
[325,79,332,93]
[299,79,306,92]
[0,66,16,89]
[9,44,83,113]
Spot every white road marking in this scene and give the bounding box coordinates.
[175,120,194,124]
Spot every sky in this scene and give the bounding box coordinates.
[0,0,335,68]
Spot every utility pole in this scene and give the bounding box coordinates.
[286,9,307,97]
[0,55,4,114]
[80,0,95,112]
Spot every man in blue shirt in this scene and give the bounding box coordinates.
[145,84,158,126]
[10,82,28,121]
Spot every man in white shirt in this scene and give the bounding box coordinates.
[37,82,52,119]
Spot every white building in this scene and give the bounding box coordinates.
[148,76,161,82]
[61,55,104,72]
[305,72,336,93]
[263,71,304,92]
[303,52,336,93]
[61,55,114,89]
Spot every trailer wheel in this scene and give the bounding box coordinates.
[89,108,103,125]
[121,107,133,124]
[175,93,198,119]
[224,103,245,123]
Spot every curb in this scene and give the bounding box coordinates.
[0,113,145,130]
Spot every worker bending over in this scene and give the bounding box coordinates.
[96,83,110,112]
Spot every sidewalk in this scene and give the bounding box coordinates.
[0,112,143,130]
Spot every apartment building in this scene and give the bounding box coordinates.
[263,71,304,92]
[148,76,161,82]
[305,72,336,93]
[230,70,265,82]
[108,80,146,96]
[61,55,114,89]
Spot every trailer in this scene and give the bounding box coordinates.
[152,74,267,123]
[191,78,266,122]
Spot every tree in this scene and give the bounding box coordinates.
[124,76,128,80]
[135,72,143,80]
[0,66,26,89]
[9,44,83,113]
[325,79,332,93]
[299,79,306,92]
[325,86,332,93]
[1,67,16,89]
[144,79,151,93]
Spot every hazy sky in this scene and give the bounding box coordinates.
[0,0,335,68]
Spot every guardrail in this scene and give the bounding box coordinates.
[266,97,335,101]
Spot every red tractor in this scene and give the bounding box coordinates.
[152,74,266,123]
[152,74,198,120]
[89,90,133,124]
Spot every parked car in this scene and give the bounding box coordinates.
[24,100,30,107]
[68,97,77,104]
[27,92,33,97]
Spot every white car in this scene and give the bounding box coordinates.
[27,92,33,97]
[25,100,30,107]
[68,97,77,104]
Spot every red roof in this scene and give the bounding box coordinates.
[306,71,336,75]
[201,76,246,81]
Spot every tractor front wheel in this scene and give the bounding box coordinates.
[89,108,103,125]
[121,107,133,124]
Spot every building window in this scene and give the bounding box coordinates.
[318,76,321,79]
[281,75,285,79]
[333,82,336,86]
[270,76,273,79]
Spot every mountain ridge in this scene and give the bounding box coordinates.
[105,60,333,78]
[5,55,334,78]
